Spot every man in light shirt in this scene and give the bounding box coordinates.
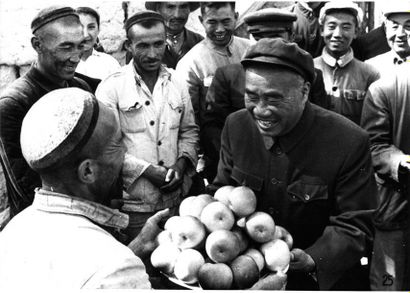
[365,2,410,78]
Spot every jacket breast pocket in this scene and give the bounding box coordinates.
[168,98,183,129]
[287,180,328,203]
[231,166,263,192]
[340,89,366,122]
[119,104,146,133]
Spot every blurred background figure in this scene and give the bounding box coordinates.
[144,2,203,69]
[75,7,121,80]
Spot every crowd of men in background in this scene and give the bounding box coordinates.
[0,0,410,290]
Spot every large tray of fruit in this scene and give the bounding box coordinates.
[150,185,291,290]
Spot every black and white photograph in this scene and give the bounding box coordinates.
[0,0,409,290]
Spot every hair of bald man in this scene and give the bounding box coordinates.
[34,14,83,41]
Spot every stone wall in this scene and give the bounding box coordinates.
[0,0,204,93]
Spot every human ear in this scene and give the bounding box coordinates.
[31,36,42,53]
[77,159,97,184]
[302,81,311,103]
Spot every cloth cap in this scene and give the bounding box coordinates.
[31,6,79,34]
[319,1,363,26]
[241,38,315,83]
[124,10,165,33]
[383,1,410,18]
[145,2,200,12]
[21,88,100,171]
[244,8,297,35]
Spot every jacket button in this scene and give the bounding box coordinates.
[304,194,310,201]
[158,160,164,166]
[145,101,150,106]
[150,120,155,126]
[157,141,162,146]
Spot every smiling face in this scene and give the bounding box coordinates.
[34,16,85,82]
[321,11,358,59]
[385,13,410,58]
[158,2,190,35]
[244,65,310,138]
[78,12,99,52]
[200,3,237,47]
[126,21,166,74]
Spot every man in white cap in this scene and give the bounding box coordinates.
[366,2,410,78]
[314,1,380,125]
[0,87,169,289]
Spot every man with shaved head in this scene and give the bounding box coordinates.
[0,6,93,218]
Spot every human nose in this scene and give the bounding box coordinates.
[216,22,225,32]
[396,24,407,38]
[332,26,342,37]
[254,100,271,116]
[69,48,82,63]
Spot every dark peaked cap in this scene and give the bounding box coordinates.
[244,8,297,36]
[241,38,315,84]
[31,6,79,33]
[124,10,165,33]
[145,2,200,12]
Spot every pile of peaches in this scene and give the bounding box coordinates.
[150,185,292,289]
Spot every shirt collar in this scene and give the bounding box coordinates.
[33,188,129,230]
[388,50,408,65]
[204,36,234,56]
[131,63,171,87]
[322,47,354,68]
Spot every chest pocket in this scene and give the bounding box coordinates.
[119,103,146,133]
[340,89,366,123]
[167,97,183,129]
[287,179,328,203]
[231,166,263,192]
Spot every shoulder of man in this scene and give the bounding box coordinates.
[185,28,204,43]
[311,103,369,142]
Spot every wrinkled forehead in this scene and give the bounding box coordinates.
[38,15,83,39]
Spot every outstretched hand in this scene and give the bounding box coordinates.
[127,208,170,259]
[289,248,316,273]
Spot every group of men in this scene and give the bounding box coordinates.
[0,0,410,290]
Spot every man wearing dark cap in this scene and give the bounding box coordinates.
[200,8,329,182]
[0,87,169,289]
[144,2,203,69]
[0,5,94,218]
[96,11,198,241]
[209,38,377,290]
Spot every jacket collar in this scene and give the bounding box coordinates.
[279,102,315,153]
[204,36,234,56]
[321,47,354,68]
[130,62,171,87]
[27,64,69,91]
[33,188,129,230]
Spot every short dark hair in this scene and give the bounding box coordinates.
[76,7,100,27]
[200,2,235,15]
[126,19,165,39]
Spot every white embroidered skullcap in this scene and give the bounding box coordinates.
[20,87,99,170]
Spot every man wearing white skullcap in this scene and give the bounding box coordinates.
[0,87,169,289]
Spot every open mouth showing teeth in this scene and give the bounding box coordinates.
[257,120,275,128]
[215,34,226,40]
